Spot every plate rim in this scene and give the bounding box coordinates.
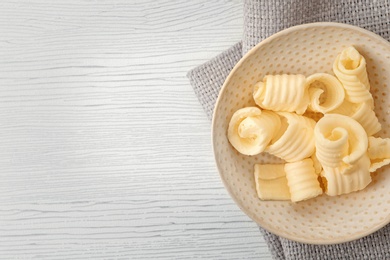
[211,22,390,245]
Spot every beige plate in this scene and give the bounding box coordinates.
[212,22,390,244]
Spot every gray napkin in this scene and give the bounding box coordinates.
[187,0,390,259]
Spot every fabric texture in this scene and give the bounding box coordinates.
[187,0,390,259]
[187,42,242,120]
[243,0,390,54]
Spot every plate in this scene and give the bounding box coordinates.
[212,22,390,244]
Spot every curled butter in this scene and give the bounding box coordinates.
[306,73,345,114]
[227,107,281,156]
[331,101,381,136]
[254,164,291,201]
[285,159,323,202]
[266,112,316,162]
[253,74,309,115]
[368,137,390,172]
[321,154,371,196]
[314,114,368,167]
[333,46,374,107]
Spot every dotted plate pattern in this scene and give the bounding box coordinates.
[212,23,390,244]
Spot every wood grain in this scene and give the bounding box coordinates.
[0,0,272,259]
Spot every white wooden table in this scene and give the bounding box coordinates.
[0,1,271,258]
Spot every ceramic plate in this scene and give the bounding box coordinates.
[212,22,390,244]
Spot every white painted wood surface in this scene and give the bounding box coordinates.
[0,0,272,259]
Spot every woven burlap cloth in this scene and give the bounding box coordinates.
[187,0,390,259]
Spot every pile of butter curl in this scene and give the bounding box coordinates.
[228,46,390,202]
